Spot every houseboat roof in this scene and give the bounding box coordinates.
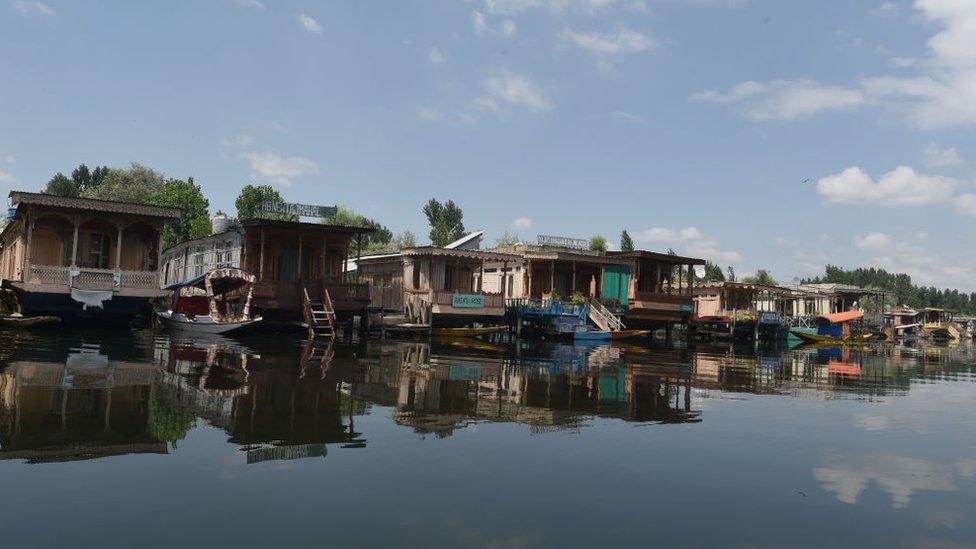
[402,246,521,262]
[607,250,705,265]
[164,267,255,292]
[7,191,181,219]
[694,281,791,293]
[238,217,378,236]
[493,243,630,264]
[444,230,484,250]
[821,310,864,324]
[793,283,890,297]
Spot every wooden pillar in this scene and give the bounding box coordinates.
[455,255,461,292]
[479,260,484,293]
[571,261,577,295]
[297,232,303,280]
[70,220,79,267]
[356,234,362,283]
[115,224,123,270]
[259,228,265,281]
[501,260,508,297]
[527,260,533,297]
[655,262,661,293]
[549,259,555,296]
[322,234,328,281]
[23,208,34,276]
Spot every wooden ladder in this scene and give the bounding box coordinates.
[303,287,336,340]
[587,299,626,332]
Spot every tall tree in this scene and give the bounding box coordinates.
[743,268,777,286]
[495,232,521,247]
[727,266,736,282]
[150,177,212,248]
[82,163,166,203]
[234,184,297,221]
[325,205,394,254]
[45,172,79,197]
[620,230,634,252]
[423,198,465,246]
[589,235,608,252]
[700,262,725,282]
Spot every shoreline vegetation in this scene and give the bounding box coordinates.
[28,161,976,316]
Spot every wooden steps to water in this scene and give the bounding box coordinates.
[303,287,336,340]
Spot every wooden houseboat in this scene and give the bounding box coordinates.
[606,250,704,331]
[160,217,375,326]
[692,282,784,341]
[0,191,178,322]
[919,308,958,341]
[358,246,521,330]
[488,237,633,304]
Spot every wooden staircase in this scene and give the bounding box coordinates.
[303,287,336,340]
[587,299,626,332]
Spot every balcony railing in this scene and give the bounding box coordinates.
[27,265,159,291]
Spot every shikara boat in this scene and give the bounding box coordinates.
[611,329,650,340]
[0,315,61,330]
[574,330,612,341]
[431,325,507,338]
[156,268,262,334]
[790,310,870,345]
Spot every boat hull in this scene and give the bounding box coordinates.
[430,326,507,338]
[574,330,612,341]
[156,311,262,334]
[790,330,872,345]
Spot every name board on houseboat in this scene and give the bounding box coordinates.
[537,235,587,250]
[261,201,338,219]
[452,293,485,308]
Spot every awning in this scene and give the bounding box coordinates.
[821,310,864,324]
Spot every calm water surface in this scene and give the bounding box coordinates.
[1,328,975,548]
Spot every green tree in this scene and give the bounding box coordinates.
[620,230,634,252]
[589,235,608,252]
[700,262,725,282]
[234,184,297,221]
[44,172,79,197]
[82,163,166,203]
[423,198,465,246]
[727,266,736,282]
[324,205,393,254]
[150,177,212,248]
[743,268,777,286]
[494,231,521,247]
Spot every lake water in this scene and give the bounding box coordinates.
[1,329,975,548]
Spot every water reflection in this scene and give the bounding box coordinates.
[2,330,976,547]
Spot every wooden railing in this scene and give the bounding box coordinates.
[27,265,159,290]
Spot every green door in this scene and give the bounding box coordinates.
[601,265,630,306]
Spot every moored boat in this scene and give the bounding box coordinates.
[0,315,61,330]
[431,326,507,338]
[156,268,262,335]
[790,310,869,345]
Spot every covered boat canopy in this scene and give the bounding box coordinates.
[820,310,864,324]
[165,268,255,296]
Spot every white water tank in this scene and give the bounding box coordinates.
[211,212,231,235]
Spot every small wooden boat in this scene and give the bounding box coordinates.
[790,330,873,345]
[574,330,612,341]
[611,329,650,340]
[431,325,506,338]
[0,315,61,329]
[156,268,262,335]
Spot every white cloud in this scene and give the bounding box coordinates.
[472,10,489,35]
[232,0,265,8]
[11,0,53,16]
[814,452,958,509]
[480,70,553,112]
[483,0,632,15]
[635,226,742,262]
[691,79,865,121]
[611,109,643,122]
[298,14,322,34]
[560,25,654,60]
[415,106,444,121]
[0,170,13,184]
[922,142,963,166]
[855,232,894,250]
[816,166,957,206]
[240,151,320,187]
[501,20,518,37]
[428,47,445,65]
[954,193,976,216]
[511,216,533,230]
[1,155,14,164]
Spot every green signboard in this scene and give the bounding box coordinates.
[680,304,694,313]
[452,293,485,308]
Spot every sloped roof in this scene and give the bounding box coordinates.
[445,230,484,250]
[822,310,864,324]
[9,191,180,219]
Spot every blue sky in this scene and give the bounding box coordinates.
[1,0,974,290]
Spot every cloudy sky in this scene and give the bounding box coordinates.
[1,1,974,289]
